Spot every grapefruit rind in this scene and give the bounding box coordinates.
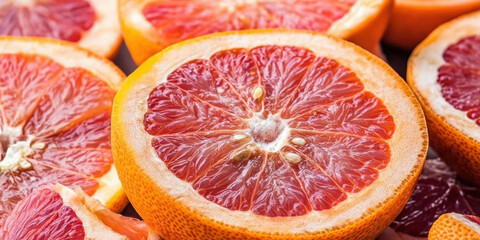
[407,10,480,184]
[0,36,127,212]
[118,0,392,64]
[112,30,428,239]
[428,213,480,240]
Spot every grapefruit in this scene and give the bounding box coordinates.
[383,0,480,50]
[112,30,428,239]
[429,213,480,240]
[0,0,122,58]
[118,0,393,64]
[0,184,159,240]
[0,37,126,223]
[378,158,480,240]
[407,10,480,186]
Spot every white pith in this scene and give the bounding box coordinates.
[409,11,480,141]
[246,113,291,153]
[0,126,46,171]
[117,31,427,235]
[451,213,480,234]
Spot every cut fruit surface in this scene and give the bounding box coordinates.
[0,37,126,223]
[378,158,480,240]
[383,0,480,50]
[112,30,428,239]
[118,0,393,64]
[407,10,480,185]
[0,0,122,58]
[0,184,159,240]
[428,213,480,240]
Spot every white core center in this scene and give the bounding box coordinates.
[247,114,290,153]
[0,126,36,171]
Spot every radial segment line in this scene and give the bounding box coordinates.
[154,129,247,138]
[247,152,268,210]
[28,157,104,179]
[246,49,265,111]
[190,142,250,184]
[278,56,318,115]
[167,83,250,120]
[207,59,255,114]
[277,152,313,210]
[287,92,362,122]
[285,145,348,196]
[291,128,387,142]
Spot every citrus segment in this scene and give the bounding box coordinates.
[407,10,480,185]
[113,30,427,239]
[119,0,393,64]
[0,0,95,42]
[0,37,126,222]
[438,35,480,126]
[0,184,159,239]
[1,188,85,239]
[0,0,122,58]
[142,0,355,45]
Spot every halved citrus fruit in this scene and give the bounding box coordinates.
[428,213,480,240]
[383,0,480,50]
[0,37,126,222]
[118,0,393,64]
[0,184,159,239]
[112,30,428,239]
[378,158,480,240]
[407,10,480,186]
[0,0,122,58]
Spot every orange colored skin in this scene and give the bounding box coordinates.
[112,30,428,240]
[384,0,480,50]
[428,214,480,240]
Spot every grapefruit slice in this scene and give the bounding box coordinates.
[383,0,480,50]
[428,213,480,240]
[0,37,126,223]
[112,30,428,239]
[0,0,122,58]
[0,184,159,240]
[378,158,480,240]
[118,0,393,64]
[407,10,480,186]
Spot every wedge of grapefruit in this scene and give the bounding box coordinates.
[0,184,159,240]
[384,0,480,50]
[378,158,480,240]
[428,213,480,240]
[118,0,393,64]
[112,30,428,239]
[0,37,126,223]
[407,10,480,186]
[0,0,122,58]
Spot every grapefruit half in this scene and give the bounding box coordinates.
[0,0,122,58]
[407,10,480,186]
[0,184,159,240]
[428,213,480,240]
[118,0,393,64]
[384,0,480,50]
[0,37,126,222]
[112,30,428,239]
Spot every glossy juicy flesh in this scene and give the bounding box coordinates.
[0,53,115,221]
[144,45,396,217]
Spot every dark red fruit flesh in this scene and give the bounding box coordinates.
[142,0,356,45]
[390,158,480,237]
[0,54,115,221]
[144,45,395,217]
[0,188,85,240]
[438,35,480,126]
[466,215,480,225]
[0,0,95,42]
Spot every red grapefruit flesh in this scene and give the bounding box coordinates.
[0,0,95,42]
[438,35,480,126]
[0,184,159,239]
[0,37,125,222]
[387,158,480,238]
[142,0,355,45]
[144,45,395,217]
